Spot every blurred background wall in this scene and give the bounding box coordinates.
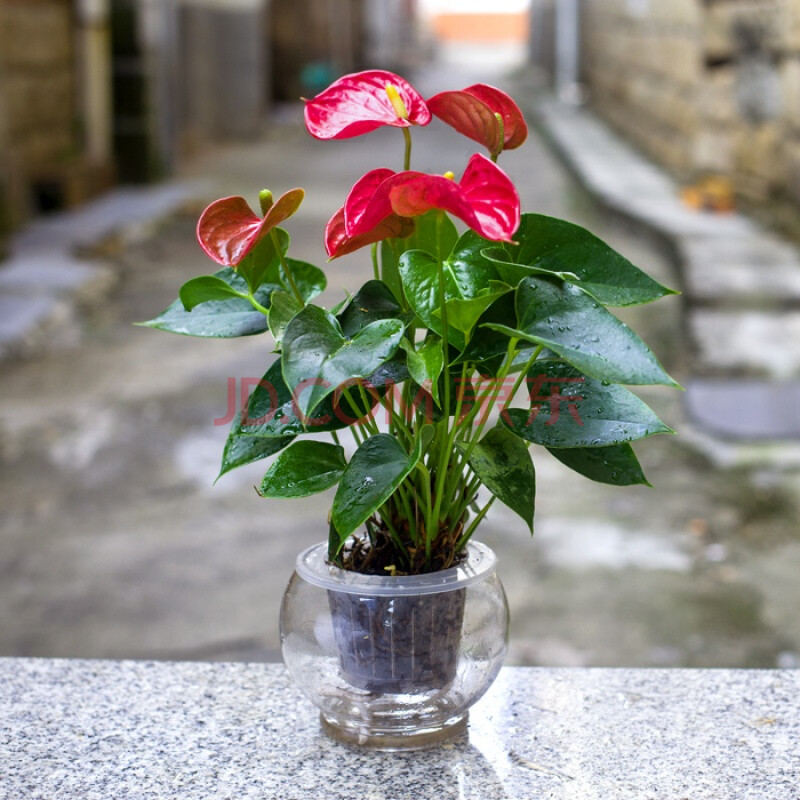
[531,0,800,230]
[1,0,798,241]
[0,0,407,236]
[0,0,114,233]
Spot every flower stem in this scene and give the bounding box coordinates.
[270,229,304,305]
[402,127,412,171]
[457,338,519,465]
[504,343,545,408]
[429,215,453,562]
[371,243,380,281]
[456,496,495,551]
[246,294,270,316]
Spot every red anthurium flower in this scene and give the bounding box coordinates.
[427,83,528,157]
[197,188,304,266]
[325,206,415,259]
[304,69,431,140]
[344,153,520,244]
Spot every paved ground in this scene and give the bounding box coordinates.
[1,55,800,668]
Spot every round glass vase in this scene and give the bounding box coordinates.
[280,540,509,750]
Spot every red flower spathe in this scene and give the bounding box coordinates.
[197,189,304,266]
[325,207,415,259]
[304,69,431,140]
[326,154,520,258]
[348,153,519,245]
[427,83,528,157]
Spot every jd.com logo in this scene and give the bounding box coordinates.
[214,374,586,429]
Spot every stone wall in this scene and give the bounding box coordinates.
[0,0,79,229]
[581,0,800,212]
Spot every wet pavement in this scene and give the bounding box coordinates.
[1,56,800,669]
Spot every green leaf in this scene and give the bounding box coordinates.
[503,214,677,306]
[501,359,673,448]
[400,338,443,407]
[236,228,288,294]
[482,247,579,288]
[455,293,517,366]
[454,294,552,377]
[285,258,326,302]
[137,267,276,338]
[434,282,511,336]
[458,425,535,531]
[399,232,507,347]
[235,227,326,302]
[260,440,347,498]
[179,275,246,311]
[281,305,405,418]
[379,239,405,306]
[239,358,379,438]
[546,443,650,487]
[446,229,504,294]
[406,209,459,261]
[400,250,464,348]
[332,430,428,541]
[337,279,404,337]
[268,290,302,344]
[217,413,294,479]
[378,211,459,307]
[485,276,678,387]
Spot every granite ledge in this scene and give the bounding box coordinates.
[0,658,798,800]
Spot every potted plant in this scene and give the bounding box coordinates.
[141,70,678,748]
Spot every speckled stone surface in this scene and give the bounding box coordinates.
[1,659,798,799]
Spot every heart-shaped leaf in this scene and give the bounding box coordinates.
[403,208,459,262]
[455,293,517,366]
[379,210,460,306]
[482,247,578,288]
[379,238,406,306]
[239,357,382,438]
[446,230,503,295]
[236,228,288,294]
[546,443,650,486]
[137,268,277,338]
[332,428,431,542]
[399,238,504,349]
[179,275,248,311]
[282,305,405,418]
[501,214,677,306]
[337,279,404,337]
[400,338,443,406]
[434,282,511,337]
[217,413,294,479]
[235,230,326,302]
[458,425,535,531]
[485,276,678,387]
[267,290,302,345]
[283,258,326,302]
[260,440,347,498]
[501,360,673,448]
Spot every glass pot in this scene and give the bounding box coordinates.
[280,541,509,749]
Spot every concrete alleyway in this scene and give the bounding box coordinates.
[1,54,800,669]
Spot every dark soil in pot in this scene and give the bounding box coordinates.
[328,587,466,694]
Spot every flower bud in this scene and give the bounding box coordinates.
[259,189,274,216]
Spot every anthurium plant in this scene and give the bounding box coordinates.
[141,70,678,575]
